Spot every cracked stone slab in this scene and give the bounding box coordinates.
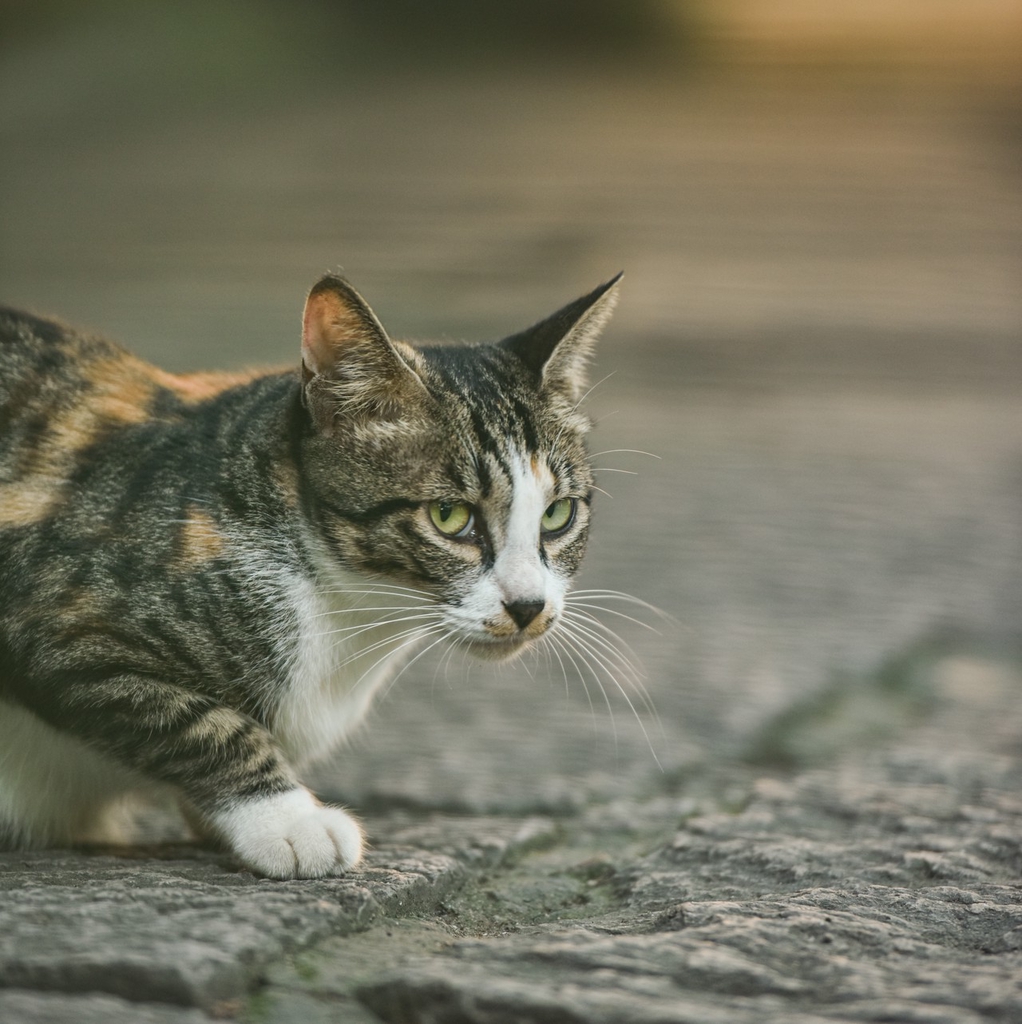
[0,990,211,1024]
[0,842,462,1011]
[624,761,1022,911]
[0,813,555,1014]
[356,957,841,1024]
[351,752,1022,1024]
[356,884,1022,1024]
[372,814,560,869]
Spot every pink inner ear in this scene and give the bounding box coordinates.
[301,291,368,377]
[301,292,334,377]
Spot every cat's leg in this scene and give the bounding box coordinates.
[19,677,362,879]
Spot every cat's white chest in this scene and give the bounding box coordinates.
[271,569,432,770]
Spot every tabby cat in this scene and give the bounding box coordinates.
[0,272,620,878]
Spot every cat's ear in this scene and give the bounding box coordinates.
[301,275,426,430]
[501,273,622,402]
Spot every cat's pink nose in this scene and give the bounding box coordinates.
[504,599,545,630]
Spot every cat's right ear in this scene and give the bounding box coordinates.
[301,275,426,431]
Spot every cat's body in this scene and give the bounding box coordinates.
[0,274,619,877]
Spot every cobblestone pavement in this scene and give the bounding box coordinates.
[1,34,1021,1024]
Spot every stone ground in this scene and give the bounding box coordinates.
[1,21,1021,1023]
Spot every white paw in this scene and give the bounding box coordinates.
[210,788,364,879]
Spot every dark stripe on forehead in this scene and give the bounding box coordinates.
[423,344,531,437]
[509,395,540,454]
[466,402,504,460]
[418,341,557,494]
[464,388,540,465]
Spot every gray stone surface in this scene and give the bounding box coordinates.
[266,669,1022,1023]
[0,991,210,1024]
[2,12,1021,1023]
[0,843,463,1011]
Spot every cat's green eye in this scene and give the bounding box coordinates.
[541,497,575,534]
[429,500,473,537]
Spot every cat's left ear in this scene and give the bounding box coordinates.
[501,272,622,403]
[301,275,426,430]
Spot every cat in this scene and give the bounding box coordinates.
[0,271,621,878]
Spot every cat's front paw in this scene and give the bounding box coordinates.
[210,788,363,879]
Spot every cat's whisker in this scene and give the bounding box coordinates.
[311,611,441,642]
[376,629,456,704]
[451,636,474,690]
[430,634,460,697]
[562,584,668,731]
[314,585,436,603]
[549,630,618,747]
[334,622,445,669]
[558,625,651,722]
[517,652,536,684]
[541,635,572,702]
[309,598,433,613]
[569,589,675,622]
[361,579,436,593]
[545,632,601,736]
[561,608,652,677]
[542,641,564,701]
[313,592,434,607]
[590,485,614,500]
[448,634,472,682]
[589,449,661,460]
[592,467,638,476]
[308,607,438,631]
[534,636,554,682]
[346,624,450,696]
[431,629,472,696]
[564,600,661,635]
[319,578,432,591]
[558,613,661,729]
[306,603,435,624]
[561,622,655,712]
[538,639,580,714]
[357,581,438,601]
[576,596,687,635]
[555,622,663,769]
[560,609,646,680]
[331,618,436,667]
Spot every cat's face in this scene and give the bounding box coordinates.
[297,275,619,659]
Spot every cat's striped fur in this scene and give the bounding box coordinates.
[0,273,620,877]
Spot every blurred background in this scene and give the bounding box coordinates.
[2,1,1020,809]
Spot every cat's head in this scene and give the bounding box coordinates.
[297,272,620,660]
